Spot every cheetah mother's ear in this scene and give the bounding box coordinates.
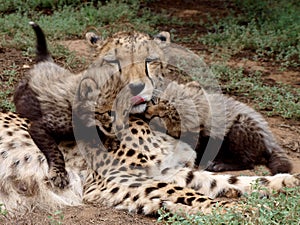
[85,32,102,47]
[153,31,171,44]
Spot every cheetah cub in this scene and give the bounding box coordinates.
[146,81,292,175]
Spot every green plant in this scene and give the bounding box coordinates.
[199,0,300,68]
[0,0,182,50]
[0,64,18,112]
[0,203,8,217]
[48,210,64,225]
[0,0,88,13]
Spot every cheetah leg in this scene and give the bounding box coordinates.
[83,170,236,215]
[153,167,300,198]
[29,121,69,188]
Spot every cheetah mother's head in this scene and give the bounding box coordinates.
[85,30,171,115]
[73,31,171,137]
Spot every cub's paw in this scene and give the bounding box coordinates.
[206,161,224,172]
[48,167,69,189]
[145,101,171,119]
[206,161,252,172]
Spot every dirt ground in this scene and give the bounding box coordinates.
[0,0,299,224]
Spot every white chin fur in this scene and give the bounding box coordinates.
[131,103,147,114]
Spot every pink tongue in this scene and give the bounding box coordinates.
[131,96,145,105]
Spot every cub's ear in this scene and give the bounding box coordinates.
[85,32,102,47]
[78,77,98,101]
[154,31,171,44]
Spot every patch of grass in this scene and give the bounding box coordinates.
[49,44,88,71]
[199,0,300,68]
[158,186,300,224]
[0,203,8,217]
[0,0,182,50]
[211,64,300,120]
[0,0,82,13]
[48,210,64,225]
[0,64,18,112]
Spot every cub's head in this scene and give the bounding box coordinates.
[85,31,171,114]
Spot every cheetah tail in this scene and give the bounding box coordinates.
[29,21,53,63]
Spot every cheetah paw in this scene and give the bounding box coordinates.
[282,173,300,187]
[267,173,300,191]
[48,168,69,189]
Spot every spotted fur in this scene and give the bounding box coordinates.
[0,112,84,213]
[0,112,299,215]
